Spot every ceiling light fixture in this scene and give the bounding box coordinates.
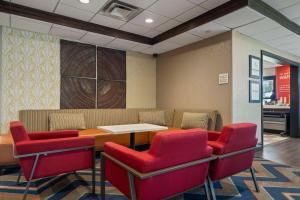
[145,18,154,23]
[79,0,90,4]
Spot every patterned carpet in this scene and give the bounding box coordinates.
[0,158,300,200]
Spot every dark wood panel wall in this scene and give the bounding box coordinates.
[97,47,126,108]
[60,40,126,109]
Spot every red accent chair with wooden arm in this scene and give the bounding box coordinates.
[207,123,259,200]
[101,128,214,200]
[10,121,96,200]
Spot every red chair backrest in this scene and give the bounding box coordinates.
[10,121,30,144]
[148,128,211,167]
[217,123,257,153]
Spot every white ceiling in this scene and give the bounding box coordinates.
[0,0,300,58]
[0,12,10,27]
[11,15,52,34]
[237,0,300,59]
[49,24,87,40]
[262,0,300,10]
[4,0,231,39]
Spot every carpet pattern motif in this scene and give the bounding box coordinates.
[0,158,300,200]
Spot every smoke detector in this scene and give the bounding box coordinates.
[100,0,143,22]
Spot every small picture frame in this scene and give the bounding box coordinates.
[249,55,261,79]
[218,73,229,85]
[249,80,260,103]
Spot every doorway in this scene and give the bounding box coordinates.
[261,51,300,146]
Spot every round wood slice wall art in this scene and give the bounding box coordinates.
[97,80,126,108]
[61,40,96,78]
[61,77,96,109]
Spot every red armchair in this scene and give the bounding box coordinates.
[207,123,259,200]
[101,128,214,200]
[10,121,96,200]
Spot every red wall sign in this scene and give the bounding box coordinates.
[276,65,290,104]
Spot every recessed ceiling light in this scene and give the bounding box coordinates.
[145,18,154,23]
[79,0,90,4]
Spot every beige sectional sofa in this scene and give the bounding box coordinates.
[19,108,220,151]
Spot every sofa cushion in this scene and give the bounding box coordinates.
[139,111,166,126]
[20,109,175,132]
[181,112,209,129]
[49,113,86,131]
[173,109,218,130]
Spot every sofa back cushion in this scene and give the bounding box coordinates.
[49,113,86,131]
[173,109,218,130]
[19,109,174,132]
[181,112,209,129]
[139,111,166,126]
[19,108,220,131]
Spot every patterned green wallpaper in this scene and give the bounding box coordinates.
[0,27,60,133]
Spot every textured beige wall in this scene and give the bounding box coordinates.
[156,32,232,125]
[232,31,300,143]
[126,51,156,108]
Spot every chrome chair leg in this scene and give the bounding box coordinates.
[92,147,96,195]
[250,167,260,192]
[100,155,106,200]
[128,172,137,200]
[17,169,22,185]
[207,176,216,200]
[204,180,211,200]
[23,154,39,200]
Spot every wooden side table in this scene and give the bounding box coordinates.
[0,134,18,175]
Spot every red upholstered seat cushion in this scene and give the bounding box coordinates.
[207,131,221,141]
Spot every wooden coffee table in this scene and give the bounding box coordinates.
[97,123,168,149]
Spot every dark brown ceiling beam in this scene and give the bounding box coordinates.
[0,0,154,45]
[153,0,249,43]
[248,0,300,36]
[1,0,300,47]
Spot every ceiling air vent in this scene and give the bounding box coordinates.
[100,0,143,22]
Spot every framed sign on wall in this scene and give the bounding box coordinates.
[249,80,260,103]
[249,55,261,79]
